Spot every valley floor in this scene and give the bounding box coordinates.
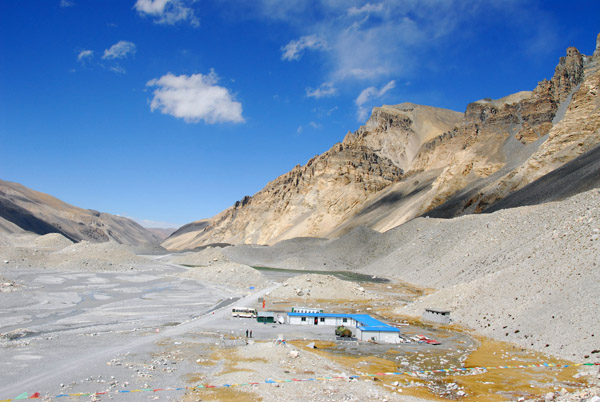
[1,253,598,402]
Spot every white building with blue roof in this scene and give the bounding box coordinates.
[287,312,401,343]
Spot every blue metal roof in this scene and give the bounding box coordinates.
[287,312,399,332]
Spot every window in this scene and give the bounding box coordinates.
[320,317,325,322]
[342,318,347,323]
[301,317,306,322]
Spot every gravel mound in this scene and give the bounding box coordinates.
[0,233,150,271]
[267,274,380,301]
[224,237,334,270]
[51,241,149,271]
[32,233,74,251]
[170,247,229,266]
[178,262,270,290]
[171,246,271,290]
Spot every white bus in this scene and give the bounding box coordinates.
[231,307,257,318]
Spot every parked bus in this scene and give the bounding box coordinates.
[231,307,257,318]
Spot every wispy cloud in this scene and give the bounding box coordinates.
[347,2,384,16]
[102,41,136,60]
[74,43,134,73]
[306,82,337,98]
[297,121,322,135]
[60,0,74,7]
[355,80,396,121]
[109,65,126,74]
[236,0,516,96]
[134,0,199,27]
[146,71,244,124]
[281,34,327,61]
[77,49,93,63]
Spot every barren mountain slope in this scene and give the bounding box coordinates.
[0,179,161,246]
[163,104,462,250]
[423,39,599,218]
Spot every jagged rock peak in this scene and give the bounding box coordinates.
[595,32,600,59]
[531,46,584,105]
[553,47,584,100]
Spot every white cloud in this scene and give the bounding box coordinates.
[134,0,199,27]
[306,82,337,98]
[109,65,126,74]
[309,121,321,129]
[60,0,74,7]
[77,49,93,63]
[102,41,136,60]
[347,2,384,16]
[281,34,327,61]
[355,80,395,121]
[146,71,244,124]
[355,80,395,106]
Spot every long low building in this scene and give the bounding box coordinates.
[287,312,401,343]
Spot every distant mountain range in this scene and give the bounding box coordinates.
[0,179,161,246]
[163,32,600,250]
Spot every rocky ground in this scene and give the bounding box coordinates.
[266,273,382,302]
[183,340,430,402]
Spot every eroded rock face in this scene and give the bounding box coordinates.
[471,63,600,211]
[344,103,463,171]
[548,47,585,102]
[176,143,403,246]
[409,43,589,214]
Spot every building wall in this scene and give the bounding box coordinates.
[288,315,357,327]
[356,328,401,343]
[423,310,451,324]
[289,316,309,325]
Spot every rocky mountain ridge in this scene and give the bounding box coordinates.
[165,32,600,250]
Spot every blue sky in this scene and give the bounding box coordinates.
[1,1,599,229]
